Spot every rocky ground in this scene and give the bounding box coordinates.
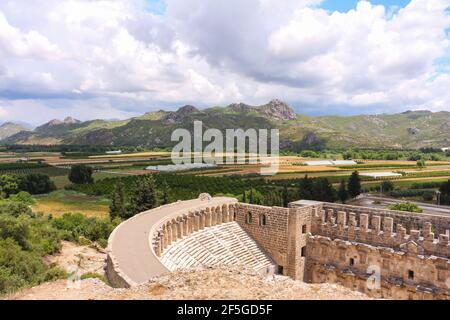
[8,267,370,300]
[6,241,370,300]
[43,240,107,275]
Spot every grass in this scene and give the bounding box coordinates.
[51,171,131,189]
[362,177,450,189]
[32,190,110,218]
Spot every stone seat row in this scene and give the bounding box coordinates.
[161,222,275,274]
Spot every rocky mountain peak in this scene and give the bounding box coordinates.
[176,105,199,114]
[260,99,297,121]
[0,122,29,140]
[46,119,64,127]
[163,105,200,124]
[63,117,81,124]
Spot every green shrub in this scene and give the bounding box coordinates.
[388,202,423,213]
[0,201,33,217]
[422,191,435,202]
[51,213,119,245]
[80,272,107,284]
[18,173,56,195]
[68,165,94,184]
[8,192,35,205]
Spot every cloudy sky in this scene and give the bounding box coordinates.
[0,0,449,125]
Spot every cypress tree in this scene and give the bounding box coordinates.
[161,180,170,205]
[282,184,289,207]
[110,181,126,219]
[299,174,314,200]
[249,189,254,204]
[348,171,362,198]
[338,179,349,204]
[313,178,336,202]
[128,175,158,217]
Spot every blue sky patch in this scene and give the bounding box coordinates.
[145,0,166,15]
[320,0,411,13]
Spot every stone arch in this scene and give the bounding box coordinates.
[259,213,267,226]
[246,212,253,224]
[228,204,235,221]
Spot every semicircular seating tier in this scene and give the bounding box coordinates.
[106,195,275,287]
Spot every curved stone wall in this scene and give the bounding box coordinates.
[106,195,238,288]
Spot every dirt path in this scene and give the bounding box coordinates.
[44,241,107,275]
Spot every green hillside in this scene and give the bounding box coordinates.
[2,100,450,150]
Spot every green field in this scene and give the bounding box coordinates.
[32,190,110,218]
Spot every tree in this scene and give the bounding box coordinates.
[244,188,264,205]
[68,165,94,184]
[338,180,349,203]
[242,190,247,203]
[380,181,394,194]
[0,175,19,197]
[298,175,313,200]
[417,159,426,168]
[440,180,450,205]
[282,184,289,207]
[127,175,158,217]
[347,171,361,198]
[312,178,336,202]
[249,189,254,204]
[160,180,170,205]
[440,180,450,196]
[18,173,56,194]
[109,182,126,219]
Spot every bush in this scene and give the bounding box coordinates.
[18,173,56,195]
[380,181,394,193]
[0,174,19,197]
[80,272,108,284]
[422,191,435,202]
[68,165,94,185]
[51,213,119,245]
[389,202,423,213]
[390,189,433,198]
[0,237,63,295]
[8,192,35,205]
[0,201,33,217]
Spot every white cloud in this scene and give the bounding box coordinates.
[0,0,449,124]
[0,11,62,59]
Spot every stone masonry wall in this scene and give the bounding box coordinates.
[322,203,450,235]
[306,235,450,300]
[311,206,449,259]
[235,204,290,271]
[235,203,312,279]
[108,194,450,298]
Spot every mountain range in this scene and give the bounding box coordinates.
[2,100,450,150]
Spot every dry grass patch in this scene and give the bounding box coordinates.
[32,190,110,218]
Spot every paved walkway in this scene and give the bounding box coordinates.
[109,197,237,285]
